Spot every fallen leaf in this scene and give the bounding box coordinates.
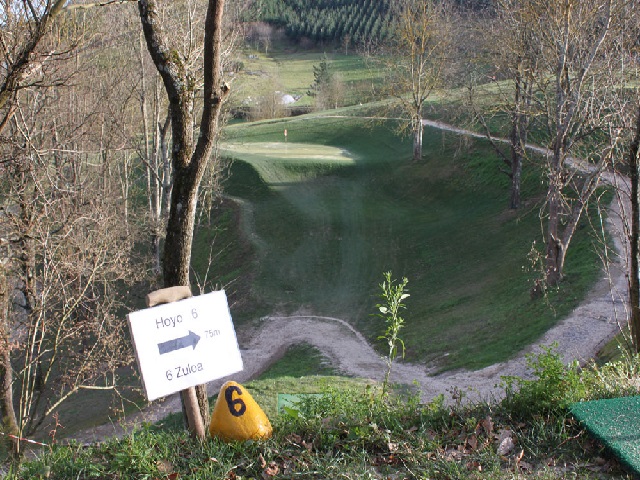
[445,448,463,461]
[373,454,400,466]
[156,460,174,475]
[481,416,494,436]
[286,433,302,444]
[387,442,398,453]
[466,434,478,451]
[262,461,279,479]
[466,460,482,472]
[258,453,267,468]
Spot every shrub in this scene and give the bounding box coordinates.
[500,345,587,420]
[374,272,409,397]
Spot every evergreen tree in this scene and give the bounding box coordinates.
[251,0,393,45]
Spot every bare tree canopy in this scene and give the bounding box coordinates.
[0,3,143,455]
[383,0,452,162]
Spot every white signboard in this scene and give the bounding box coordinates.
[127,290,243,401]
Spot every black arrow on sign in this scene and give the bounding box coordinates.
[158,330,201,355]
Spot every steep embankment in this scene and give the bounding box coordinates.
[70,118,627,445]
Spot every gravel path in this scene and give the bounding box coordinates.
[68,119,630,444]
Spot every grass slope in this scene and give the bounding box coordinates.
[203,114,605,371]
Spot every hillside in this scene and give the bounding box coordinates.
[59,113,625,446]
[204,111,608,372]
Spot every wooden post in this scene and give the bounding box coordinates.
[146,286,206,439]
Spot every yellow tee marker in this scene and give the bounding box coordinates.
[209,381,273,441]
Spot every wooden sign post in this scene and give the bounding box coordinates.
[128,286,243,439]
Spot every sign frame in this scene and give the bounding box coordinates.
[127,290,243,401]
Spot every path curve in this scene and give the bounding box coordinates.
[69,118,629,444]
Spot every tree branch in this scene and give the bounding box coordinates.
[64,0,137,10]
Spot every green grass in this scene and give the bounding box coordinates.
[259,343,338,379]
[191,198,255,311]
[152,342,363,433]
[233,49,383,108]
[153,376,371,433]
[16,348,640,479]
[206,113,605,372]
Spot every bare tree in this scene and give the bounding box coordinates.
[135,0,240,277]
[135,31,173,276]
[0,0,139,133]
[0,1,150,456]
[465,0,630,288]
[465,1,543,209]
[0,0,70,133]
[535,0,622,285]
[609,4,640,351]
[0,71,138,459]
[249,76,286,121]
[138,0,230,438]
[384,0,451,162]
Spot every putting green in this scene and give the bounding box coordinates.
[222,142,356,162]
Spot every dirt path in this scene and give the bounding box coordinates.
[69,119,629,444]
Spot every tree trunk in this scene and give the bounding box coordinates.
[509,111,525,210]
[510,149,522,210]
[413,117,423,162]
[162,169,199,285]
[0,349,19,457]
[153,111,172,275]
[0,270,19,457]
[545,150,563,286]
[545,143,608,287]
[629,104,640,352]
[139,0,229,438]
[509,66,531,210]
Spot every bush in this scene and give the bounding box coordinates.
[500,344,640,421]
[500,345,587,419]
